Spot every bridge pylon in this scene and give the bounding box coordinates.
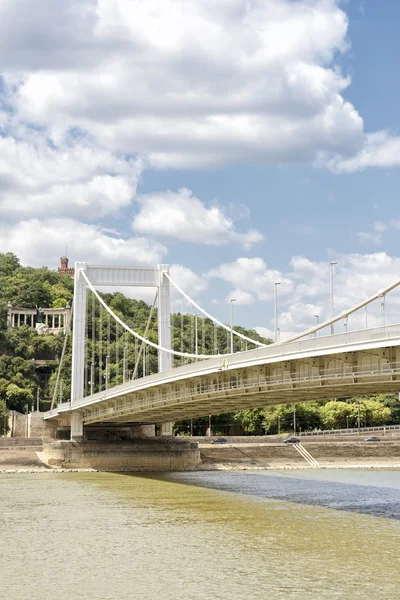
[69,262,174,440]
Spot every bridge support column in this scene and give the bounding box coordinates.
[70,262,87,441]
[158,264,173,436]
[71,412,83,442]
[71,262,87,404]
[160,422,173,436]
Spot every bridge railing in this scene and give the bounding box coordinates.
[45,322,400,419]
[300,424,400,436]
[61,359,400,425]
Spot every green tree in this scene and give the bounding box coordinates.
[5,383,33,412]
[0,399,8,435]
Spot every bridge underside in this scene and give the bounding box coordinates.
[48,344,400,428]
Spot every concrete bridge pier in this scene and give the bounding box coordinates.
[39,438,201,471]
[70,412,83,442]
[160,422,173,436]
[158,264,173,438]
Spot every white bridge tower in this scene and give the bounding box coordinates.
[70,263,172,440]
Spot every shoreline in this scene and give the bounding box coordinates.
[2,462,400,474]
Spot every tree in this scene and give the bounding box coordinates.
[5,383,33,412]
[0,399,8,435]
[0,252,20,276]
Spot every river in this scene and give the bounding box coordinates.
[1,469,400,599]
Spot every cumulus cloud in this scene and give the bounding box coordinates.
[208,257,293,302]
[329,132,400,173]
[0,134,144,219]
[357,221,387,245]
[209,252,400,337]
[0,218,167,267]
[226,289,254,305]
[0,0,371,169]
[170,264,208,299]
[132,188,263,247]
[356,220,400,245]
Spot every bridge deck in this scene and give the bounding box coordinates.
[45,324,400,425]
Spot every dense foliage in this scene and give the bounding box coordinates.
[0,252,399,437]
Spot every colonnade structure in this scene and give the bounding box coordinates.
[7,303,71,334]
[45,263,400,440]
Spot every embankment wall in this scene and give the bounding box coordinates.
[39,438,201,471]
[200,441,400,468]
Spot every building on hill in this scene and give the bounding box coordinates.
[7,303,71,335]
[58,256,75,278]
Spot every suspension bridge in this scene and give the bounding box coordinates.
[43,262,400,443]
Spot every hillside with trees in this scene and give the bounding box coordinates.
[0,252,399,436]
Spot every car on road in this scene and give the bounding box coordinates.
[283,437,300,444]
[364,436,380,442]
[211,437,228,444]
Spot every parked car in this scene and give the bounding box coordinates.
[364,436,380,442]
[211,437,228,444]
[283,437,300,444]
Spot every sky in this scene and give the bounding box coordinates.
[1,0,400,339]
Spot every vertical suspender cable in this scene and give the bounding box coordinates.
[50,305,73,410]
[181,296,184,366]
[134,337,138,379]
[115,320,119,384]
[106,310,110,388]
[131,289,158,380]
[98,304,103,391]
[190,305,194,363]
[91,291,95,395]
[123,329,127,384]
[84,293,89,396]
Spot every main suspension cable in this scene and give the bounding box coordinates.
[166,273,266,348]
[80,269,229,359]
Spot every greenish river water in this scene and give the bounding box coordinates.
[1,469,400,599]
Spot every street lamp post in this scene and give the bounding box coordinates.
[123,345,127,384]
[357,401,361,436]
[195,313,200,359]
[293,405,296,434]
[274,282,281,342]
[330,261,338,335]
[380,294,386,328]
[90,362,94,395]
[230,299,236,353]
[314,314,319,337]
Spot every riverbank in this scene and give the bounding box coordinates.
[198,440,400,470]
[2,439,400,472]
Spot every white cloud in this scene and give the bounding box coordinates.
[0,0,371,169]
[209,252,400,337]
[208,257,293,301]
[0,135,144,220]
[0,218,167,267]
[226,289,254,305]
[132,188,263,247]
[170,264,208,300]
[356,219,400,245]
[254,326,274,340]
[328,131,400,173]
[357,221,387,245]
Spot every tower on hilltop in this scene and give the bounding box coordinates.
[58,256,75,278]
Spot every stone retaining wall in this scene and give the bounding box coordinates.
[200,441,400,468]
[39,438,201,471]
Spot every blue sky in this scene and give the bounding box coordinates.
[1,0,400,337]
